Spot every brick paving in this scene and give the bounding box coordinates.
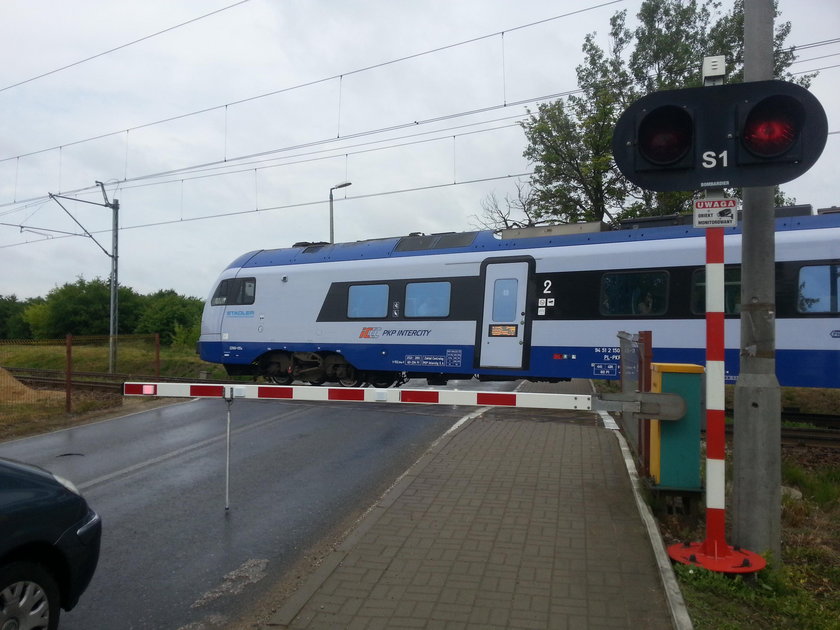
[267,383,679,629]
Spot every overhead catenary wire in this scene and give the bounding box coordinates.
[5,30,837,213]
[2,1,836,168]
[0,0,255,95]
[0,81,579,213]
[0,170,535,249]
[0,0,624,165]
[4,2,837,168]
[1,2,838,248]
[0,115,529,225]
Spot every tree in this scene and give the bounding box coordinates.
[21,277,142,338]
[0,295,33,339]
[508,0,808,227]
[471,181,543,230]
[18,279,203,341]
[519,9,635,226]
[134,290,204,345]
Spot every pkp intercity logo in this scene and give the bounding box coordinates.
[359,327,382,339]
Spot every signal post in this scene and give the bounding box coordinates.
[612,20,828,568]
[733,0,782,562]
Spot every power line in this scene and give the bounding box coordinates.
[0,170,534,250]
[118,117,530,192]
[0,1,622,164]
[2,2,838,246]
[2,47,836,220]
[1,0,835,178]
[791,63,840,75]
[0,86,575,212]
[0,0,254,94]
[792,37,840,51]
[791,52,840,65]
[0,116,526,220]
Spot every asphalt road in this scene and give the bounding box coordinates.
[0,384,480,629]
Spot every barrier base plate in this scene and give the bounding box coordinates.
[668,541,766,573]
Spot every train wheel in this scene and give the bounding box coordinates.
[338,366,364,388]
[264,357,293,385]
[367,372,396,388]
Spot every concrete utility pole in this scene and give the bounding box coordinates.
[97,181,120,374]
[48,182,121,373]
[733,0,781,561]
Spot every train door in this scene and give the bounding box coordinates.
[477,259,532,369]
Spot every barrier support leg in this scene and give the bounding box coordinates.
[225,395,233,512]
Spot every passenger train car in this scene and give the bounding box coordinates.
[198,211,840,389]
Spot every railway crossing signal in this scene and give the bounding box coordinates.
[612,80,828,191]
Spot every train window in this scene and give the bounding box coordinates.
[691,268,742,315]
[347,284,389,318]
[405,282,451,317]
[798,264,840,313]
[211,277,256,306]
[600,271,668,316]
[492,278,518,322]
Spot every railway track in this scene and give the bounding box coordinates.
[15,375,122,393]
[5,368,231,394]
[778,427,840,448]
[7,367,840,447]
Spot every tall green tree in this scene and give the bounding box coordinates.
[515,0,809,226]
[134,289,203,345]
[22,277,143,338]
[0,295,34,339]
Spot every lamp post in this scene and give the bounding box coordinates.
[329,181,352,244]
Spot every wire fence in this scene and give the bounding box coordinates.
[0,334,160,438]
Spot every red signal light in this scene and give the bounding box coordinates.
[612,80,827,190]
[638,105,693,165]
[741,95,803,158]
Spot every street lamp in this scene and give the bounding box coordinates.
[329,181,352,244]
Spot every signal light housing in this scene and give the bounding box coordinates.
[612,80,827,191]
[638,105,694,166]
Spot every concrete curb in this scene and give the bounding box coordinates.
[614,429,694,630]
[588,378,694,630]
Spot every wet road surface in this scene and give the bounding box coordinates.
[0,388,473,629]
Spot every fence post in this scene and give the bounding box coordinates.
[155,333,161,379]
[65,334,73,413]
[638,331,652,475]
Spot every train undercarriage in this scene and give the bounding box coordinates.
[228,350,409,388]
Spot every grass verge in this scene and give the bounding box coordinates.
[663,447,839,630]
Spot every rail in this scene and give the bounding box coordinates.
[6,367,839,447]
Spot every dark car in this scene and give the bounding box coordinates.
[0,457,101,630]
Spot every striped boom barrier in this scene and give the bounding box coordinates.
[667,226,765,573]
[124,382,593,411]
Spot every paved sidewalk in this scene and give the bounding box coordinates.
[265,381,687,629]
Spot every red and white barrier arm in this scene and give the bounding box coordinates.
[124,382,593,411]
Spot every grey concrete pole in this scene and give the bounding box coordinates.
[732,0,782,561]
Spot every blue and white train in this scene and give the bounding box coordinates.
[198,211,840,389]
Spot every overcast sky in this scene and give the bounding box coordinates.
[2,0,838,301]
